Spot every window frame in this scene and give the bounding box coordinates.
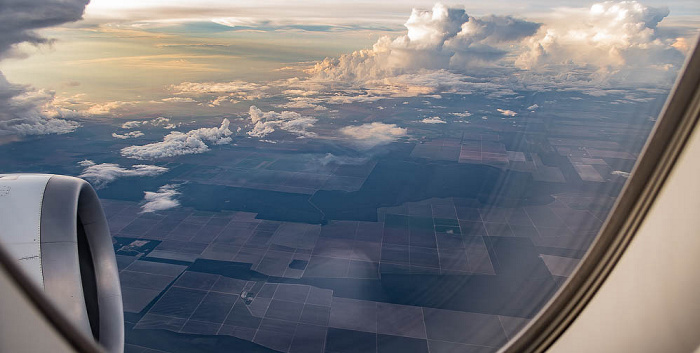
[0,32,698,353]
[501,36,700,353]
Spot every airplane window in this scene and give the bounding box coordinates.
[0,1,698,352]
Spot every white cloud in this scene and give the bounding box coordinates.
[151,117,179,129]
[308,3,540,81]
[121,117,179,129]
[121,119,232,159]
[527,104,539,111]
[112,131,144,139]
[78,160,168,188]
[86,101,135,115]
[171,81,269,106]
[121,121,143,129]
[275,97,328,111]
[451,111,472,117]
[141,184,181,213]
[515,2,683,85]
[497,108,517,116]
[161,97,197,103]
[296,1,686,98]
[420,116,446,124]
[340,122,407,149]
[209,95,237,107]
[171,80,265,95]
[282,89,321,97]
[247,106,317,138]
[324,94,386,104]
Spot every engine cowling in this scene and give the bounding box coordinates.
[0,174,123,353]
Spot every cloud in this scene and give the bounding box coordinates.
[151,117,179,129]
[86,101,135,115]
[121,117,178,129]
[171,80,269,106]
[0,0,88,136]
[112,131,144,139]
[161,97,197,103]
[247,106,317,138]
[308,3,540,81]
[121,121,143,129]
[324,94,386,104]
[298,1,686,97]
[209,95,236,107]
[141,184,181,213]
[515,2,684,85]
[275,97,328,111]
[0,0,87,137]
[340,122,407,149]
[0,0,89,59]
[209,17,395,33]
[497,108,517,116]
[420,116,447,124]
[0,75,82,136]
[78,160,168,188]
[121,119,232,159]
[451,111,472,117]
[527,104,539,111]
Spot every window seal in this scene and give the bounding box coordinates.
[500,36,700,353]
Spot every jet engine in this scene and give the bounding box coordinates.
[0,174,123,353]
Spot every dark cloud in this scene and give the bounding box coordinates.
[0,0,90,58]
[0,0,89,136]
[0,73,80,136]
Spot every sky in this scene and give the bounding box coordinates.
[0,0,698,142]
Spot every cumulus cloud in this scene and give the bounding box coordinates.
[141,184,181,213]
[308,3,540,81]
[247,106,317,138]
[298,1,686,97]
[78,160,168,188]
[112,131,144,139]
[515,1,684,85]
[121,119,232,159]
[421,116,447,124]
[340,122,407,149]
[121,121,143,129]
[527,104,539,111]
[497,109,517,116]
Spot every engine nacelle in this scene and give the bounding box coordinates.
[0,174,123,353]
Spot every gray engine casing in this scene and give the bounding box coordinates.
[0,174,124,353]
